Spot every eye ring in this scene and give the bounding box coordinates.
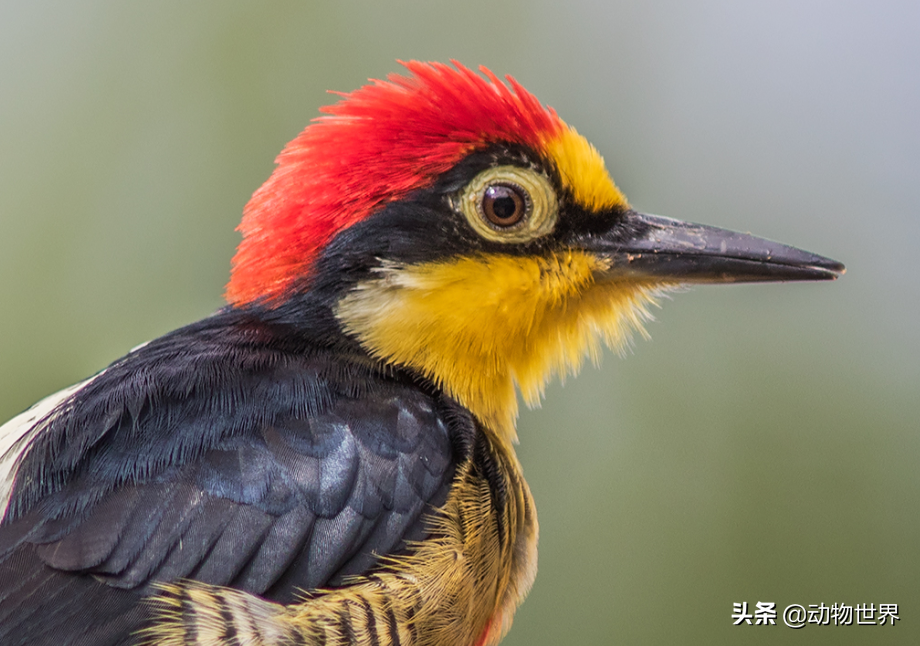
[456,165,558,244]
[481,182,530,228]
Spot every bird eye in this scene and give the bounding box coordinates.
[456,165,558,244]
[482,183,528,228]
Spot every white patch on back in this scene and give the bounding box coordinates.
[0,374,101,519]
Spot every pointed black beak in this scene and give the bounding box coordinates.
[583,211,845,283]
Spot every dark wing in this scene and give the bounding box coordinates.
[0,313,461,646]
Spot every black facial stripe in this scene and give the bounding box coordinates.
[307,142,633,301]
[423,142,633,244]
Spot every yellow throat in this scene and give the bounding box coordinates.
[335,251,661,442]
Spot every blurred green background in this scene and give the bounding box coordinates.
[1,2,917,644]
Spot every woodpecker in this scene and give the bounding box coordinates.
[0,61,843,646]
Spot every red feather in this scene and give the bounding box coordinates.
[226,61,564,306]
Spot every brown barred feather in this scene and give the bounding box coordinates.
[141,434,537,646]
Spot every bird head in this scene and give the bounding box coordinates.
[226,61,843,441]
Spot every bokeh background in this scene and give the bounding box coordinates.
[1,2,917,644]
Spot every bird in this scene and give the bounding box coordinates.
[0,61,843,646]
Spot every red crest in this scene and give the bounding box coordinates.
[227,61,564,306]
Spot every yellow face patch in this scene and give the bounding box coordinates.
[336,123,643,441]
[545,125,628,212]
[335,252,660,442]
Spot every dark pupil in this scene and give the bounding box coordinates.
[492,194,517,219]
[483,184,525,226]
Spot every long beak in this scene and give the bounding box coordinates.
[583,211,845,283]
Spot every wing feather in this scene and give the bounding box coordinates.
[0,314,460,645]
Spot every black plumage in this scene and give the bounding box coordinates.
[0,149,563,646]
[0,310,466,645]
